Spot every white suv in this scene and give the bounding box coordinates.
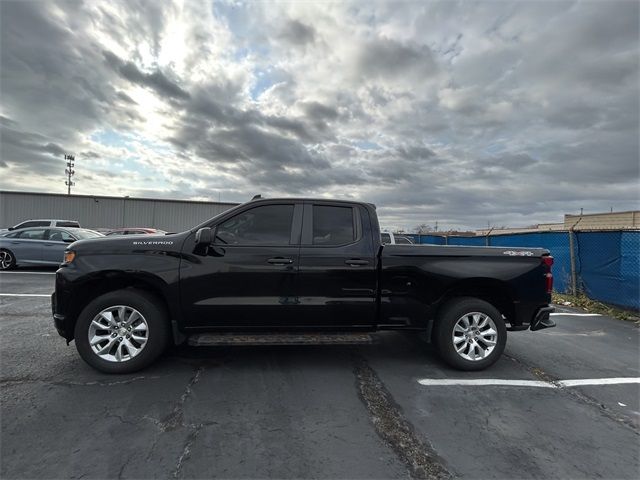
[381,232,415,245]
[5,219,81,231]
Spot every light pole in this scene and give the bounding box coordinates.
[65,154,75,194]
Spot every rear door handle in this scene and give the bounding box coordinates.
[345,259,369,266]
[267,257,293,265]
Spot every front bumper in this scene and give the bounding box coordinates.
[51,291,72,342]
[530,306,555,331]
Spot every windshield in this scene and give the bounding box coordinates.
[72,229,104,239]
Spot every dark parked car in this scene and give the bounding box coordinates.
[0,227,102,270]
[105,228,167,236]
[52,197,554,373]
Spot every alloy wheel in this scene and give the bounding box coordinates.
[88,305,149,362]
[451,312,498,361]
[0,251,13,270]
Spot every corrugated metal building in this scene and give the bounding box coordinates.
[0,191,238,232]
[564,210,640,230]
[475,210,640,236]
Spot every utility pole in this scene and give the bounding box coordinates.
[65,154,75,195]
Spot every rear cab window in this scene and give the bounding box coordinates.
[312,205,356,245]
[300,203,363,247]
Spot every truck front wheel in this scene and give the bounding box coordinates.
[435,297,507,371]
[74,289,169,374]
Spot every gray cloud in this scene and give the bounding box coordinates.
[0,0,637,230]
[279,20,316,46]
[356,37,438,80]
[103,50,190,100]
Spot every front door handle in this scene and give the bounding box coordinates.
[267,257,293,265]
[345,259,369,266]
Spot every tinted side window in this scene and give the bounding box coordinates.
[396,236,412,245]
[60,231,76,242]
[17,229,47,240]
[16,221,48,229]
[57,221,80,228]
[381,233,391,244]
[312,206,355,245]
[215,205,294,245]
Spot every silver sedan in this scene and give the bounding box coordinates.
[0,227,102,270]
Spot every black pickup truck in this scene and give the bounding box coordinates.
[52,197,555,373]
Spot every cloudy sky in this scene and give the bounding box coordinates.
[1,0,638,230]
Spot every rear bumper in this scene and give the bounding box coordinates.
[530,306,555,331]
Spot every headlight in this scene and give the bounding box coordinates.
[63,250,76,264]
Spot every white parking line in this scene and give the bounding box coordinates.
[417,379,553,388]
[0,271,55,275]
[559,378,640,387]
[550,313,602,317]
[0,293,50,297]
[417,378,640,388]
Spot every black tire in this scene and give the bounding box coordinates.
[0,249,17,270]
[434,297,507,371]
[74,289,170,374]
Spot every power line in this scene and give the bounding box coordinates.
[64,154,75,195]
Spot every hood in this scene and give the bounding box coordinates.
[68,231,190,254]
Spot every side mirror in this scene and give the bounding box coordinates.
[195,227,212,245]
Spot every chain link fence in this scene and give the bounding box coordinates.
[408,230,639,310]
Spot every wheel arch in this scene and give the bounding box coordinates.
[64,272,181,343]
[426,278,515,340]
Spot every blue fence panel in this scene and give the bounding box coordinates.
[418,235,446,245]
[620,232,640,310]
[575,231,639,310]
[448,236,486,246]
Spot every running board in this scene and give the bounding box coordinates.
[188,332,374,346]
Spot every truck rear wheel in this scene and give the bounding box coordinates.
[435,297,506,371]
[74,289,169,374]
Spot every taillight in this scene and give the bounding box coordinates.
[542,255,554,293]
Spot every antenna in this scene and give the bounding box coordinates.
[64,154,75,195]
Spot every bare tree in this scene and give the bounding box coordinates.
[414,223,434,234]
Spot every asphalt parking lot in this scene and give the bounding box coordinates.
[1,269,639,479]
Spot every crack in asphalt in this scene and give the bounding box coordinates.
[0,375,161,387]
[117,451,137,480]
[158,365,205,432]
[353,354,454,480]
[134,364,216,478]
[172,423,204,478]
[504,353,639,434]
